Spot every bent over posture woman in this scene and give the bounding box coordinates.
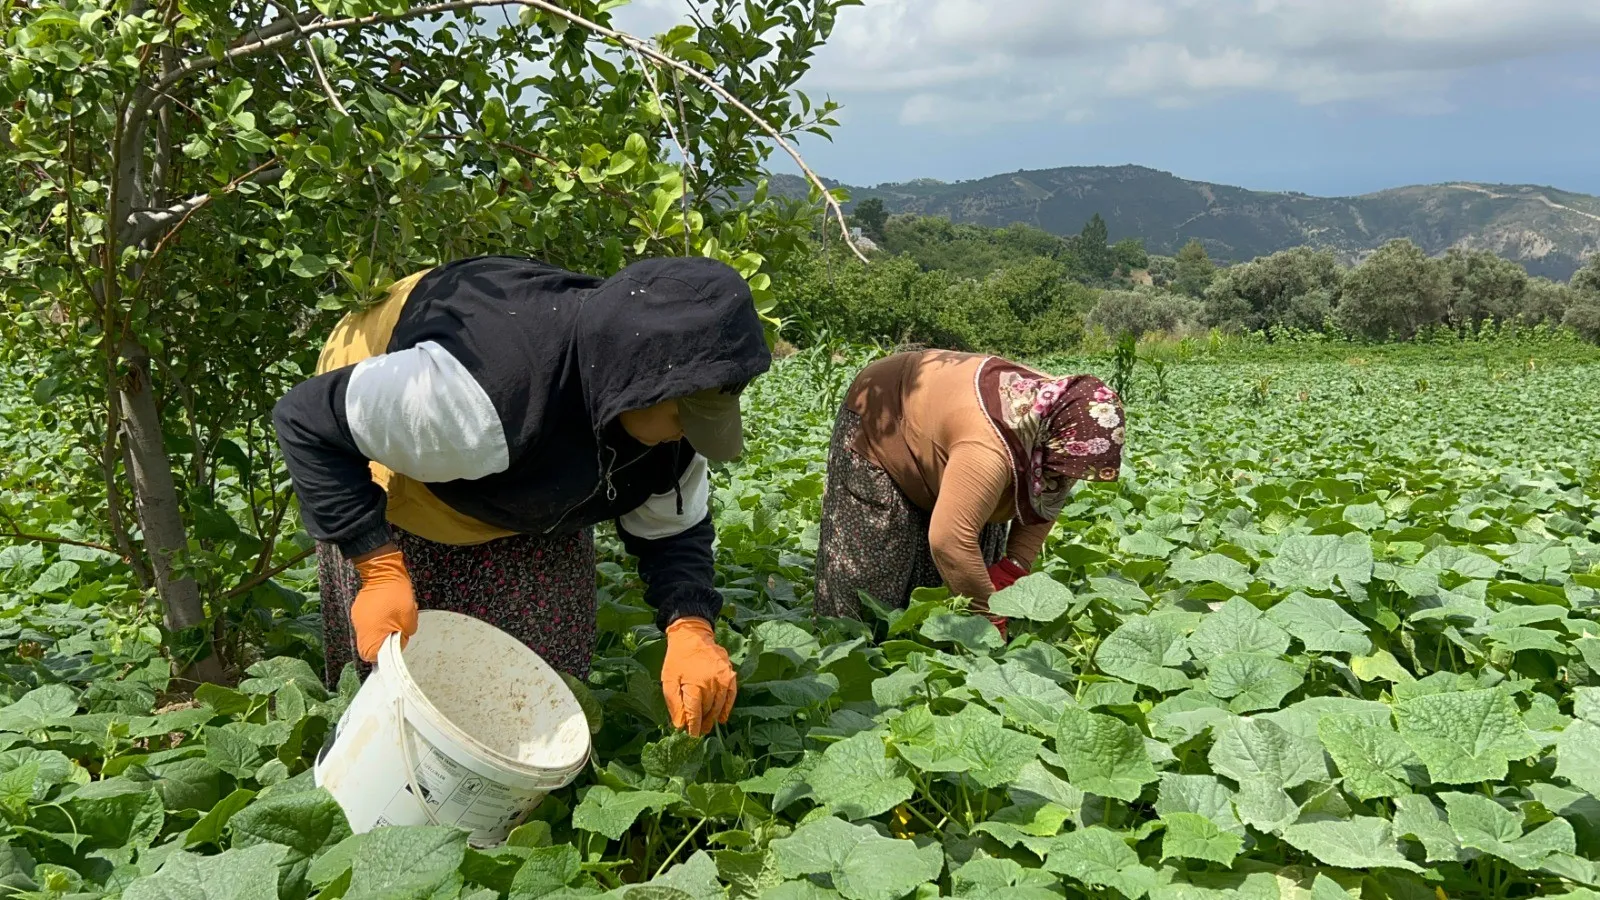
[813,349,1124,637]
[273,255,769,735]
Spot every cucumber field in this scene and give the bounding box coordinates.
[3,344,1600,900]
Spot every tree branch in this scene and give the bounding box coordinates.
[121,160,283,246]
[634,49,693,254]
[1,507,127,560]
[234,11,318,49]
[270,0,349,115]
[143,0,864,260]
[0,532,126,559]
[225,546,314,598]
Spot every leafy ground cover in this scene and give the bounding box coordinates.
[2,346,1599,899]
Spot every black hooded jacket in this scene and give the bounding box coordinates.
[272,255,772,629]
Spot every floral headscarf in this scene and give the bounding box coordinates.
[976,359,1125,525]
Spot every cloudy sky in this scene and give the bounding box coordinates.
[612,0,1600,196]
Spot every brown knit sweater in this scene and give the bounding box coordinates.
[844,350,1054,603]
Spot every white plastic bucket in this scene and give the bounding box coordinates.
[314,609,591,847]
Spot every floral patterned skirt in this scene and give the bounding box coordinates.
[316,526,596,690]
[813,406,1008,619]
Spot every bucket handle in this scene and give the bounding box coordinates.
[379,630,442,827]
[394,693,443,827]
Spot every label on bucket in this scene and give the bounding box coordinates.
[377,740,540,842]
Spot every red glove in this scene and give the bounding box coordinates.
[988,558,1028,591]
[983,559,1030,642]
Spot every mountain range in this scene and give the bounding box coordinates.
[768,165,1600,280]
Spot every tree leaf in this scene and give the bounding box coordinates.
[1054,706,1156,802]
[1266,592,1373,655]
[919,613,1004,652]
[894,705,1042,789]
[1161,812,1243,867]
[571,786,679,840]
[343,826,466,900]
[0,684,78,732]
[289,254,330,279]
[1395,688,1540,784]
[1168,554,1252,592]
[1207,716,1326,789]
[1317,714,1417,800]
[1205,653,1304,713]
[807,730,914,820]
[1281,817,1421,872]
[123,844,287,900]
[1095,617,1191,692]
[1041,827,1158,899]
[1259,534,1374,591]
[1186,598,1291,661]
[987,574,1073,622]
[770,816,943,900]
[508,845,580,896]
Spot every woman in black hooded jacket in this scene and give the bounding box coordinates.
[272,255,770,736]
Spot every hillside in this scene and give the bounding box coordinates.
[769,165,1600,279]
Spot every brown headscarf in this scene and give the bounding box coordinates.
[976,358,1125,526]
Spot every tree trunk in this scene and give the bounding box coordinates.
[117,340,228,685]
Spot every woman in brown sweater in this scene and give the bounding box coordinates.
[814,350,1124,637]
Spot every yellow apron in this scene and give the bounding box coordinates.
[314,269,515,546]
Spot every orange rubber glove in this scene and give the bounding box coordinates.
[661,617,736,737]
[351,550,418,663]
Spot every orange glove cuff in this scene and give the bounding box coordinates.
[351,550,418,663]
[661,616,736,737]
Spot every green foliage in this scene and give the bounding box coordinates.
[1073,213,1114,281]
[848,198,887,244]
[1442,248,1532,327]
[1203,246,1344,333]
[1088,288,1203,339]
[0,0,849,670]
[875,216,1078,281]
[1173,239,1217,298]
[1565,300,1600,343]
[777,246,1093,355]
[1337,239,1452,340]
[4,344,1600,897]
[1573,255,1600,296]
[1112,238,1149,273]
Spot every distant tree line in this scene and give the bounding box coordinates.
[781,209,1600,352]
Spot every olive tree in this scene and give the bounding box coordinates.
[1333,240,1448,341]
[1439,248,1528,328]
[1,0,858,679]
[1202,246,1342,334]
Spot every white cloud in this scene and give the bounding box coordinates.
[601,0,1600,128]
[657,0,1600,127]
